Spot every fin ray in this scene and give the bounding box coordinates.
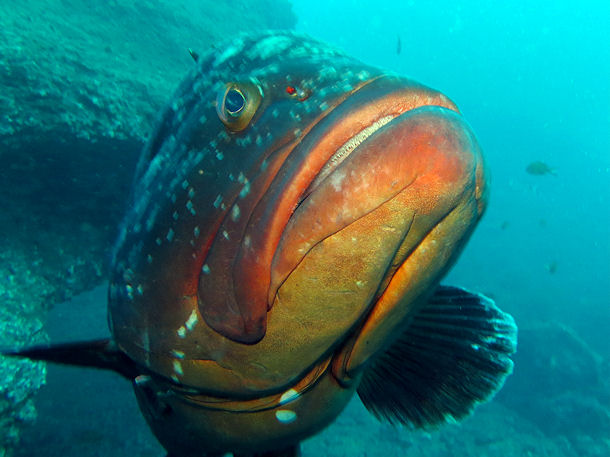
[357,285,517,428]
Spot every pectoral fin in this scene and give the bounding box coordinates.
[357,285,517,428]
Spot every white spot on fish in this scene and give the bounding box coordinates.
[279,389,300,404]
[186,200,196,215]
[177,326,187,338]
[275,410,297,424]
[213,194,223,208]
[216,151,224,160]
[171,350,185,359]
[248,35,293,60]
[231,205,240,221]
[239,180,251,198]
[330,170,346,191]
[173,360,184,376]
[222,230,230,240]
[166,228,175,242]
[145,205,160,232]
[194,226,200,238]
[185,310,198,331]
[214,40,244,66]
[357,70,371,80]
[134,375,151,386]
[202,264,211,274]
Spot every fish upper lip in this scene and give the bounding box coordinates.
[295,78,459,208]
[301,114,399,202]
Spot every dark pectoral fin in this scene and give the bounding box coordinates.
[2,339,139,379]
[357,285,517,429]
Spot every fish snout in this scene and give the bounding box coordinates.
[270,105,487,304]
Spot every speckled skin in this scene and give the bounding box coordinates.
[108,31,488,455]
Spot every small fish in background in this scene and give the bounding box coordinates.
[500,220,510,230]
[545,260,558,274]
[188,47,199,62]
[396,34,402,55]
[526,160,557,176]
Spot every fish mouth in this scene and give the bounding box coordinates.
[268,82,488,313]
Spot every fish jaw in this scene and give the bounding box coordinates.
[268,103,488,378]
[271,104,488,304]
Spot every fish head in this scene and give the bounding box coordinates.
[108,31,488,396]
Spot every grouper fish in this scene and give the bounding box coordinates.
[6,31,517,457]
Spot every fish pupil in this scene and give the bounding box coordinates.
[225,88,246,116]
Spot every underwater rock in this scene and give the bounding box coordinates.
[498,323,610,442]
[0,0,296,305]
[0,264,46,456]
[0,0,296,146]
[0,1,295,456]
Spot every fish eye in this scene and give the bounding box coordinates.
[216,80,263,132]
[225,89,246,115]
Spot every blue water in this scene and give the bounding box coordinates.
[294,0,610,351]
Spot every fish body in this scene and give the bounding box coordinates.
[6,32,516,457]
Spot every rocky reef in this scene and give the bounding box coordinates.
[0,1,295,455]
[498,323,610,456]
